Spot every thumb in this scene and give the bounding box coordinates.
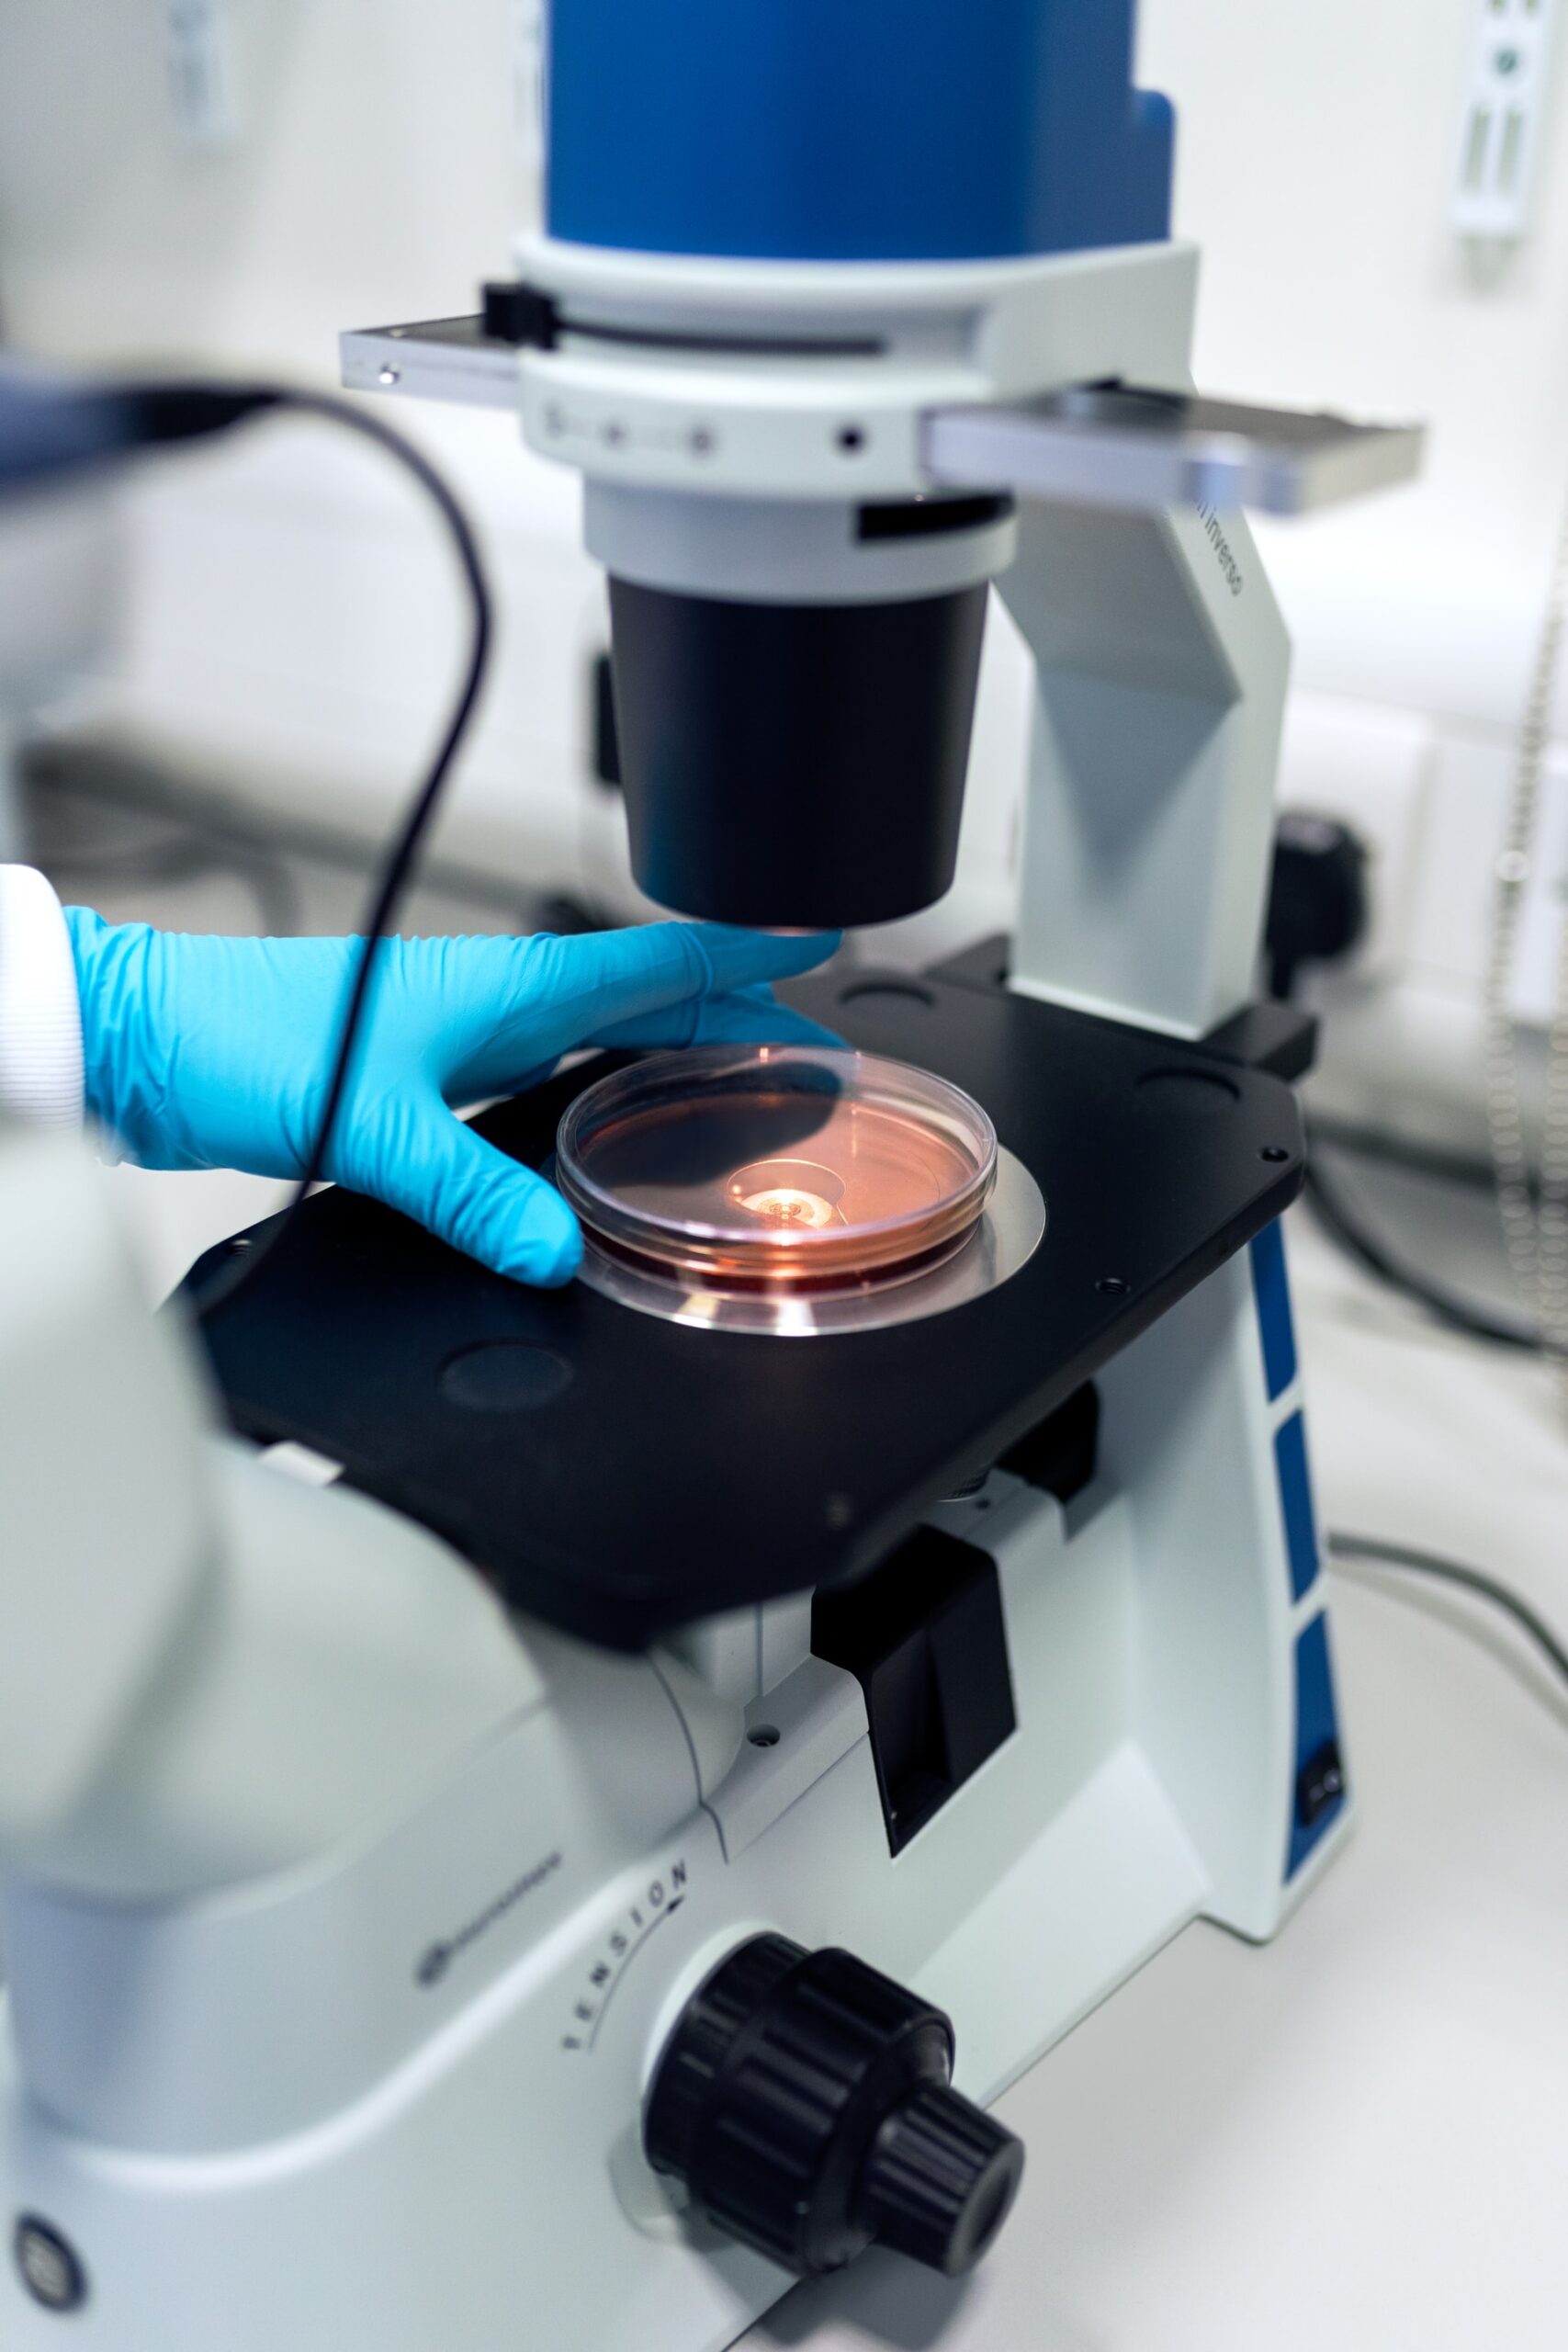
[357,1088,582,1287]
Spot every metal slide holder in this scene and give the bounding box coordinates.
[341,314,1422,519]
[921,384,1424,517]
[341,316,522,413]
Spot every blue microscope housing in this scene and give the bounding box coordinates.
[541,0,1179,928]
[546,0,1175,265]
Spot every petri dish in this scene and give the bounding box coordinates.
[556,1046,998,1302]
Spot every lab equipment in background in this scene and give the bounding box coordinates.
[1282,473,1568,1389]
[1482,469,1568,1386]
[1258,804,1556,1360]
[0,479,123,860]
[1452,0,1561,243]
[18,730,611,943]
[162,0,237,152]
[1247,0,1568,1380]
[0,6,1425,2349]
[1265,812,1371,1005]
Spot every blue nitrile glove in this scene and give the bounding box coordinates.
[63,913,840,1285]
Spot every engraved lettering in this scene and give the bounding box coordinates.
[414,1849,564,1988]
[1198,504,1245,598]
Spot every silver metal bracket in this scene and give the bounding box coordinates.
[339,316,1424,517]
[339,316,520,413]
[922,386,1425,517]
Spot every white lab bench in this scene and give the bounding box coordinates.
[754,1210,1568,2352]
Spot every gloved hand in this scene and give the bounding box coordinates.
[64,912,840,1285]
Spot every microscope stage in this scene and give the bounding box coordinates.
[191,965,1304,1648]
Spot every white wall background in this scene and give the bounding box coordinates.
[0,0,602,893]
[1,0,1565,1140]
[1142,0,1568,1150]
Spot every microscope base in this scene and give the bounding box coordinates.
[1,1239,1348,2349]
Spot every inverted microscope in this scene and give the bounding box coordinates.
[0,3,1422,2345]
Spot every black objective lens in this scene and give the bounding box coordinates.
[606,578,989,930]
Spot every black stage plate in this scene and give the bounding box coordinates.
[189,969,1303,1649]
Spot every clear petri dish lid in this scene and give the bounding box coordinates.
[556,1046,998,1295]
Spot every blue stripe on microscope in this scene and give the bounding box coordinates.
[1274,1411,1320,1603]
[1250,1221,1298,1402]
[545,0,1174,263]
[1287,1612,1347,1878]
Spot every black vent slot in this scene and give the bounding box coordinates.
[856,495,1015,542]
[813,1528,1016,1855]
[1000,1382,1100,1504]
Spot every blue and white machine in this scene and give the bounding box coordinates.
[0,6,1420,2346]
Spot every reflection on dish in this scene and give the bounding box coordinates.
[555,1046,998,1298]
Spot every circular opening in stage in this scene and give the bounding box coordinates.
[556,1046,998,1302]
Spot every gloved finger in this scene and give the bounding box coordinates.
[446,994,841,1112]
[538,922,842,1019]
[452,922,840,1098]
[344,1087,582,1286]
[592,989,843,1054]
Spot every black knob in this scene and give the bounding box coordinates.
[1265,811,1370,1001]
[644,1934,1024,2278]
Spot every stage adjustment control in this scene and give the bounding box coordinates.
[644,1933,1024,2278]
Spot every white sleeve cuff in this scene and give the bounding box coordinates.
[0,866,85,1134]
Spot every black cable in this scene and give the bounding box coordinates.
[1307,1114,1523,1199]
[1303,1145,1544,1355]
[168,384,493,1319]
[1266,921,1546,1353]
[1327,1532,1568,1694]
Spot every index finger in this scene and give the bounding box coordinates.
[516,922,840,1042]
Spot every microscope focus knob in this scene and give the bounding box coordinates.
[643,1933,1024,2278]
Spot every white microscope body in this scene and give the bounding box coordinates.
[0,255,1357,2352]
[0,1136,1333,2351]
[0,4,1412,2340]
